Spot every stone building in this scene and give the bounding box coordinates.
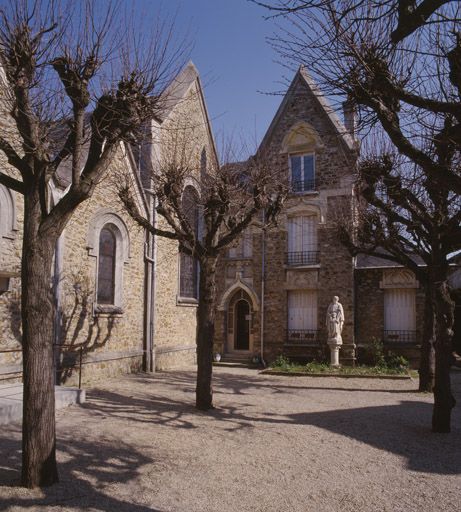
[0,61,217,384]
[214,66,429,366]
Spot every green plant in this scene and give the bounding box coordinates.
[365,338,386,367]
[270,355,292,369]
[385,352,409,370]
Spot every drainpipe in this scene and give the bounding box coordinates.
[260,209,266,367]
[53,232,64,384]
[143,191,156,373]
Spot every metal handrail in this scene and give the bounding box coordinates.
[285,251,320,266]
[291,179,316,193]
[383,330,418,344]
[286,329,320,345]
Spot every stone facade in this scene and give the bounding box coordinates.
[147,63,219,370]
[214,67,426,367]
[0,143,147,385]
[0,61,218,384]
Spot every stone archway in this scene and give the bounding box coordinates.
[226,288,254,354]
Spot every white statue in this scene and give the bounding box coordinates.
[326,296,344,344]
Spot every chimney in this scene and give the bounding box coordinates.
[342,100,356,136]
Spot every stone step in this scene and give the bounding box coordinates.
[213,361,250,368]
[0,384,86,426]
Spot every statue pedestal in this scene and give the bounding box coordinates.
[328,339,342,367]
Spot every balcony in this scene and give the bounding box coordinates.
[383,330,418,345]
[286,329,320,346]
[285,250,320,266]
[290,179,316,193]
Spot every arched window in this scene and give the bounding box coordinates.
[97,226,117,305]
[0,183,17,243]
[87,210,131,312]
[179,186,199,300]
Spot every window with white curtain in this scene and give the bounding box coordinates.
[290,154,315,192]
[384,288,416,341]
[228,229,252,258]
[287,215,318,265]
[287,290,318,335]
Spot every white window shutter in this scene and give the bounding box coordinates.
[384,289,416,331]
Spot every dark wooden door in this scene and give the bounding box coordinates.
[235,300,250,350]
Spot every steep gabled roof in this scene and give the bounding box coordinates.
[259,66,356,153]
[159,61,219,167]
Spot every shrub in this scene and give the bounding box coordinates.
[385,352,409,369]
[270,355,292,370]
[364,338,386,367]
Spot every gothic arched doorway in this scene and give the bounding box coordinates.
[234,299,250,350]
[226,289,253,354]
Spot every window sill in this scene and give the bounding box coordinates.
[177,296,199,307]
[284,264,321,270]
[94,305,124,316]
[289,190,319,196]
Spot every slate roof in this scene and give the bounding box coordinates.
[355,253,426,269]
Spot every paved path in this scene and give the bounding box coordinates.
[0,367,460,511]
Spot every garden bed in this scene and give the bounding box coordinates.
[263,359,414,379]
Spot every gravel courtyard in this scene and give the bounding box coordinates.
[0,367,460,512]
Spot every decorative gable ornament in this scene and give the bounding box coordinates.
[280,121,323,154]
[379,269,419,289]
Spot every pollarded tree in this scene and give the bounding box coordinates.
[0,0,187,487]
[120,133,285,411]
[255,0,461,431]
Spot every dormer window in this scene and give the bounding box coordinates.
[290,154,315,193]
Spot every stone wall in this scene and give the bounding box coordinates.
[152,76,217,369]
[355,268,425,368]
[214,69,357,365]
[0,143,148,385]
[55,146,147,384]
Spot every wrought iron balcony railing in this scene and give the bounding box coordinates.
[383,330,418,344]
[291,179,316,193]
[286,329,320,345]
[285,251,320,266]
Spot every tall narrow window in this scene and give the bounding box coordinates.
[384,288,416,342]
[287,215,318,265]
[228,229,252,258]
[287,290,318,343]
[290,154,315,192]
[179,186,199,299]
[97,227,116,304]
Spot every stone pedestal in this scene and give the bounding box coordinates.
[328,340,342,367]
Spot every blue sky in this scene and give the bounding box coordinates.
[137,0,294,150]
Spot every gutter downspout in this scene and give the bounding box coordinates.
[53,232,64,384]
[260,209,266,368]
[143,190,156,373]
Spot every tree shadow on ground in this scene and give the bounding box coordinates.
[118,370,461,473]
[0,428,165,511]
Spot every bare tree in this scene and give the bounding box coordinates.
[255,0,461,432]
[120,133,285,411]
[0,0,187,487]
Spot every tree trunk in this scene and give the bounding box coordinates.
[195,256,217,410]
[432,279,456,433]
[21,189,59,487]
[419,292,435,392]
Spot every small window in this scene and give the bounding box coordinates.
[290,154,315,192]
[179,186,199,300]
[97,226,116,304]
[228,230,252,259]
